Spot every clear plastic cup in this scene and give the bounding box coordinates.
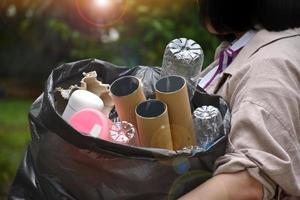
[109,121,138,146]
[161,38,204,98]
[193,106,223,149]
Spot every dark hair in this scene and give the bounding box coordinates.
[198,0,300,34]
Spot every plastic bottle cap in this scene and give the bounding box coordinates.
[68,90,104,111]
[69,108,112,140]
[62,90,104,121]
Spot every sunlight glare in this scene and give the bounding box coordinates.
[94,0,110,7]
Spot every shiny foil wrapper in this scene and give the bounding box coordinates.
[109,121,138,146]
[161,38,204,79]
[193,106,223,148]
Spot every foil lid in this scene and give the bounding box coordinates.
[161,38,204,78]
[193,106,223,148]
[193,106,221,121]
[109,121,137,146]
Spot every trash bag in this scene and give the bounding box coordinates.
[8,59,231,200]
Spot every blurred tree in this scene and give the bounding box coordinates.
[0,0,219,82]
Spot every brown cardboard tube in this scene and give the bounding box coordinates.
[155,75,196,150]
[110,76,146,134]
[136,100,173,150]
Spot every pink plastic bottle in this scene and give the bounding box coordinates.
[69,108,112,141]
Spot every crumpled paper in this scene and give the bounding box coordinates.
[55,71,114,117]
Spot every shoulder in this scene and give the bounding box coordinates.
[244,29,300,79]
[217,29,300,109]
[242,38,300,96]
[228,31,300,104]
[229,52,300,114]
[251,33,300,66]
[222,37,300,138]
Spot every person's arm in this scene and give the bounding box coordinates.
[179,171,263,200]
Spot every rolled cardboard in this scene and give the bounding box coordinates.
[136,100,173,150]
[155,75,196,150]
[110,76,146,133]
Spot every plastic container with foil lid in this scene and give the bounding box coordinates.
[161,38,204,95]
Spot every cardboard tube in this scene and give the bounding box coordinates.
[155,75,196,150]
[136,100,173,150]
[110,76,146,132]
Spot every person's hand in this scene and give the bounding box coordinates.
[178,171,263,200]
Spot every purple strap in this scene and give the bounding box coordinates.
[203,47,242,89]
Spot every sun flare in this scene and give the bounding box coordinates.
[94,0,110,7]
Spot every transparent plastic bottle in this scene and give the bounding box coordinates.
[161,38,204,98]
[193,106,223,149]
[109,121,138,146]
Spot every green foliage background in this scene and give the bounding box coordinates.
[0,99,31,198]
[0,0,219,81]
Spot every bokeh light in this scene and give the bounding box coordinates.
[75,0,127,27]
[94,0,110,8]
[172,157,191,174]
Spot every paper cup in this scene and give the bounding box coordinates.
[136,100,173,150]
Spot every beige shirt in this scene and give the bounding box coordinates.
[202,28,300,200]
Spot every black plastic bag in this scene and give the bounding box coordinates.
[9,59,231,200]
